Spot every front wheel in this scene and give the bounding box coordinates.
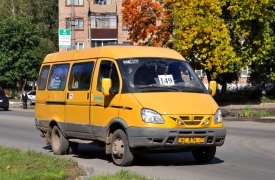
[111,129,134,166]
[51,126,69,155]
[192,146,216,164]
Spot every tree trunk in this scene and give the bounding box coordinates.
[12,83,16,99]
[221,81,227,94]
[205,70,212,84]
[22,79,27,93]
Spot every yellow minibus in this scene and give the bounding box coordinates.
[35,46,226,166]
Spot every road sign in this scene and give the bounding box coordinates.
[59,29,71,47]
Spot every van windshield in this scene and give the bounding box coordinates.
[118,58,207,93]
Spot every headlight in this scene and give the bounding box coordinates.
[141,109,165,124]
[214,109,222,124]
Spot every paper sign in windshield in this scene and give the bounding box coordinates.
[158,75,175,86]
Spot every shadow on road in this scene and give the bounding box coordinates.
[43,144,224,166]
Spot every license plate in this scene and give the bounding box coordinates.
[178,137,205,144]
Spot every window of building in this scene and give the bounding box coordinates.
[123,25,131,30]
[94,0,111,5]
[66,0,84,6]
[91,40,117,47]
[91,15,117,29]
[66,18,71,29]
[66,18,84,30]
[241,66,251,77]
[69,62,94,91]
[38,66,50,90]
[48,64,70,90]
[75,42,84,50]
[97,61,120,92]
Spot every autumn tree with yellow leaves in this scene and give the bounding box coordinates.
[122,0,239,92]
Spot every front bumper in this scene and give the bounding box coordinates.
[127,127,226,148]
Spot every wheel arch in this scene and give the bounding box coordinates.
[105,118,128,154]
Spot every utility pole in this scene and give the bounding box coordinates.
[70,1,76,50]
[87,0,91,48]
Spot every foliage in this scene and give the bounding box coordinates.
[122,0,173,47]
[228,0,275,84]
[238,106,253,117]
[256,110,270,117]
[0,146,85,179]
[170,0,239,89]
[122,0,275,93]
[0,0,58,45]
[122,0,240,90]
[0,17,54,88]
[88,169,151,180]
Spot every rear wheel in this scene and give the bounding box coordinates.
[51,126,69,155]
[111,129,134,166]
[192,146,216,164]
[4,106,9,111]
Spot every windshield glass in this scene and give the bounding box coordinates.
[118,58,207,93]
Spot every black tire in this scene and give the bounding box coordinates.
[111,129,134,166]
[192,146,216,164]
[51,126,69,155]
[68,142,78,154]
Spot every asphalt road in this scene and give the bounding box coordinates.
[0,108,275,180]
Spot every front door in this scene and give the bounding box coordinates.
[91,59,122,141]
[65,60,95,139]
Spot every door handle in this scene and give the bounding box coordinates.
[67,93,69,99]
[87,93,90,100]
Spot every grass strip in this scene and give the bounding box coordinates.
[0,146,85,180]
[89,169,152,180]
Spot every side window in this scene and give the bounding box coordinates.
[68,62,94,90]
[48,64,70,90]
[38,65,50,90]
[97,61,120,92]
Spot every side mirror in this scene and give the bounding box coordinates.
[102,78,112,96]
[209,81,217,96]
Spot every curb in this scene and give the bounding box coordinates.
[79,165,94,179]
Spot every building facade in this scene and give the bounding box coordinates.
[59,0,130,51]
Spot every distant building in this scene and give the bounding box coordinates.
[59,0,131,51]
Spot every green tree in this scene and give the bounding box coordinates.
[0,18,54,92]
[228,0,275,87]
[170,0,239,92]
[0,0,59,48]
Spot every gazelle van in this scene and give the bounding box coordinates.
[35,46,226,166]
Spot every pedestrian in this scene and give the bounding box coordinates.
[22,92,28,109]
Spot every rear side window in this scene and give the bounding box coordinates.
[68,62,94,91]
[48,64,70,90]
[38,66,50,90]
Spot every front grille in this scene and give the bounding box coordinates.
[168,115,212,127]
[184,121,201,125]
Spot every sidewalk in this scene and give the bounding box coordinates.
[9,102,35,109]
[220,103,275,110]
[221,103,275,120]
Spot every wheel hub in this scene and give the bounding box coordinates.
[112,138,124,159]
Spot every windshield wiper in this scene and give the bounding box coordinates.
[135,85,180,92]
[177,86,205,93]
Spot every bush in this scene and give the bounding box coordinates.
[215,86,262,105]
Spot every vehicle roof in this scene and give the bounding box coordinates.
[43,46,185,63]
